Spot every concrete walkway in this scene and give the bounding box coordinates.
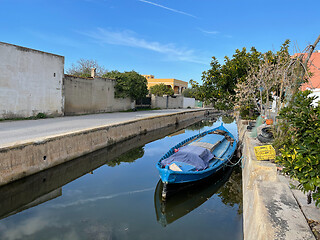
[239,119,318,240]
[0,109,203,148]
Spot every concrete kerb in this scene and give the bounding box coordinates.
[238,119,315,240]
[0,109,210,186]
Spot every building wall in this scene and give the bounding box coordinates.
[64,75,132,115]
[0,42,64,119]
[310,88,320,106]
[195,100,203,108]
[183,97,195,108]
[143,75,188,94]
[173,79,188,88]
[151,95,195,109]
[295,52,320,91]
[294,52,320,106]
[146,78,174,88]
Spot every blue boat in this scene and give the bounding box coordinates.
[156,124,237,198]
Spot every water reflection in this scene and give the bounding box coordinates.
[154,167,235,227]
[106,147,145,167]
[168,129,185,137]
[216,164,243,215]
[0,115,242,240]
[222,114,235,124]
[185,118,216,130]
[0,117,201,220]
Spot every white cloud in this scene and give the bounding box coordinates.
[199,29,220,35]
[199,29,233,39]
[80,28,208,64]
[2,215,53,240]
[138,0,197,19]
[51,187,154,208]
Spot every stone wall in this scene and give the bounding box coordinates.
[0,42,64,118]
[64,75,132,115]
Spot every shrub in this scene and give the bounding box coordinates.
[150,83,174,96]
[275,91,320,205]
[36,113,47,119]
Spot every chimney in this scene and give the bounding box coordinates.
[91,68,96,78]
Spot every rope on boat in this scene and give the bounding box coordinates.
[213,156,225,161]
[226,156,243,167]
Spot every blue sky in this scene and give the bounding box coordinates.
[1,0,319,84]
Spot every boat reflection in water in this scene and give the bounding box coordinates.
[154,167,234,227]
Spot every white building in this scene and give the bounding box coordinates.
[308,88,320,106]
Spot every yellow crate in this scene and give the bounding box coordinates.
[254,145,276,161]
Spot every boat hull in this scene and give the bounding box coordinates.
[157,162,226,184]
[156,124,237,186]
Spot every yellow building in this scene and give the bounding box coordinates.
[143,75,188,94]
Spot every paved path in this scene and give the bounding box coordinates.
[0,109,203,148]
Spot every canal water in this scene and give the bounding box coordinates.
[0,115,242,240]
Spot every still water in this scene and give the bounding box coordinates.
[0,115,242,240]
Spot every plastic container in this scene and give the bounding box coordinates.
[266,119,273,125]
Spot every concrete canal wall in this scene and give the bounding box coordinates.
[238,119,315,240]
[0,109,210,186]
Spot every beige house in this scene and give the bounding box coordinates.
[143,75,188,94]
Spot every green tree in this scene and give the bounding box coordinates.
[103,70,148,100]
[182,87,197,98]
[222,115,234,124]
[106,147,145,167]
[188,80,207,102]
[149,83,174,96]
[102,70,121,79]
[197,47,262,110]
[66,59,107,77]
[235,40,292,118]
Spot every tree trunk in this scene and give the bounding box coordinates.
[266,89,270,118]
[259,89,263,115]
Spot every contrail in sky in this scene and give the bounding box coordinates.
[139,0,197,18]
